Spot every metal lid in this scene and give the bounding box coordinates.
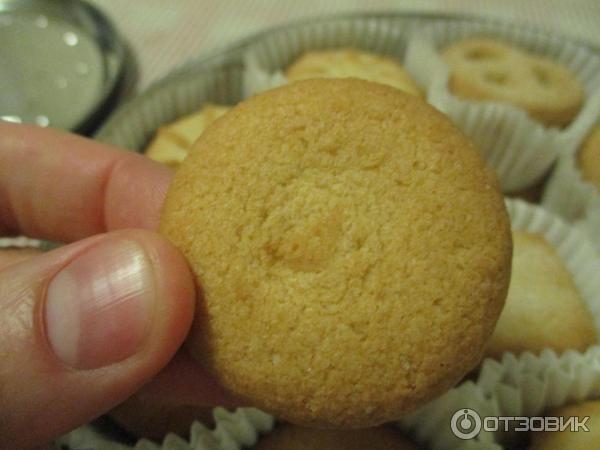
[0,0,128,134]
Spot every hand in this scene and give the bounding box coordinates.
[0,122,231,450]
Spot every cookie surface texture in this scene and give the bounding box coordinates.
[160,78,512,428]
[442,38,584,127]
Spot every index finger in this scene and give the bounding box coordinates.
[0,122,172,243]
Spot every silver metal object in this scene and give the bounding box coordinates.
[0,0,127,134]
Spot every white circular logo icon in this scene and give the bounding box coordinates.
[451,408,482,440]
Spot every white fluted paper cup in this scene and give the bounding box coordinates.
[577,197,600,255]
[94,47,246,152]
[0,236,45,249]
[542,145,600,223]
[399,381,502,450]
[241,15,420,97]
[475,346,600,448]
[57,407,274,450]
[404,20,600,193]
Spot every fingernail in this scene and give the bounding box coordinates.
[45,239,156,369]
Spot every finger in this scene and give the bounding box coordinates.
[0,247,43,271]
[0,122,172,243]
[0,229,195,450]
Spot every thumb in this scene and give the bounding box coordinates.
[0,230,195,450]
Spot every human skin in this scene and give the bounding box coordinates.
[0,122,233,450]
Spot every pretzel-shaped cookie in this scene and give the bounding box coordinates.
[442,38,584,127]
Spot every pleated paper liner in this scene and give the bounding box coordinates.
[576,196,600,255]
[476,346,600,448]
[94,49,246,153]
[0,236,45,250]
[504,199,600,333]
[242,15,422,97]
[57,407,274,450]
[399,381,502,450]
[542,145,600,224]
[403,19,600,193]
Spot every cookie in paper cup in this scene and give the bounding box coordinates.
[242,15,422,97]
[402,198,600,449]
[502,199,600,345]
[473,199,600,447]
[404,19,600,193]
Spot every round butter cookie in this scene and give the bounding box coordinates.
[254,424,418,450]
[286,48,422,97]
[442,38,584,127]
[160,78,512,428]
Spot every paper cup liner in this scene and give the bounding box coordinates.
[57,407,274,450]
[542,146,600,222]
[399,381,502,450]
[474,345,600,448]
[94,51,246,152]
[404,19,600,193]
[0,236,45,250]
[576,196,600,255]
[242,15,420,97]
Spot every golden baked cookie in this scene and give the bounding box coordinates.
[486,231,597,359]
[579,123,600,189]
[442,38,584,127]
[110,394,213,439]
[145,104,230,168]
[285,48,422,96]
[160,78,512,428]
[529,400,600,450]
[254,424,418,450]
